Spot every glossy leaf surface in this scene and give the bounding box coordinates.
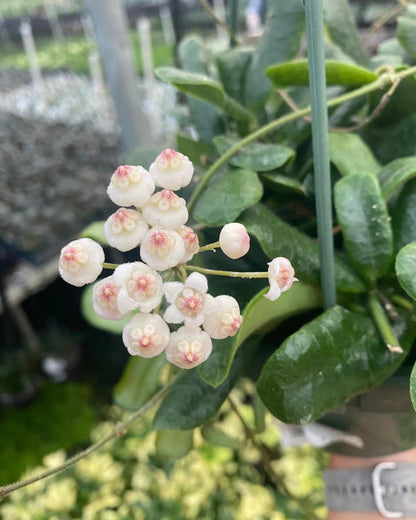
[395,243,416,301]
[328,132,380,177]
[392,178,416,252]
[379,157,416,199]
[194,169,263,226]
[156,429,194,459]
[79,221,107,245]
[257,306,410,424]
[334,173,393,283]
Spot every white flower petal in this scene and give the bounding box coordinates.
[185,272,208,293]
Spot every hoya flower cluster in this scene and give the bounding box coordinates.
[59,150,250,369]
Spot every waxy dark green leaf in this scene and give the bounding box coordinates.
[334,173,393,283]
[198,282,322,387]
[392,178,416,252]
[194,169,263,226]
[379,157,416,199]
[261,173,306,195]
[81,285,130,334]
[79,221,107,246]
[239,204,366,293]
[213,135,294,172]
[257,306,410,424]
[156,66,255,122]
[329,132,380,177]
[156,429,194,459]
[153,336,260,430]
[395,243,416,301]
[216,47,253,104]
[176,134,212,166]
[369,76,416,127]
[114,355,166,410]
[244,0,305,108]
[267,60,377,88]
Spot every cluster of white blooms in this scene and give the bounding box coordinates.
[59,149,255,370]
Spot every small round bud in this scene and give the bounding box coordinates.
[219,223,250,259]
[203,295,242,339]
[123,313,170,358]
[104,208,148,252]
[177,225,199,263]
[140,227,185,271]
[264,257,297,301]
[149,149,194,191]
[59,238,104,287]
[142,189,188,229]
[92,275,128,320]
[165,326,212,369]
[107,165,155,207]
[114,262,163,314]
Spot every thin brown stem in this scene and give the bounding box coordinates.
[197,0,240,45]
[361,1,410,44]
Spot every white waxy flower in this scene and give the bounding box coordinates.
[59,238,104,287]
[142,189,188,229]
[165,326,212,369]
[149,149,194,191]
[123,313,170,358]
[177,225,199,263]
[203,295,242,339]
[163,272,213,327]
[114,262,163,314]
[140,227,185,271]
[104,208,148,252]
[264,257,298,301]
[107,165,155,207]
[92,275,128,320]
[219,222,250,259]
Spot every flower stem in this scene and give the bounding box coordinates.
[0,379,176,500]
[198,241,220,253]
[185,264,268,278]
[391,295,414,312]
[102,262,119,269]
[368,292,403,354]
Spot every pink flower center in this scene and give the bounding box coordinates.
[60,245,89,272]
[184,351,199,363]
[176,288,204,318]
[97,282,118,308]
[277,269,290,287]
[147,230,175,257]
[156,149,183,171]
[131,325,162,352]
[115,209,128,221]
[128,272,157,298]
[115,165,128,179]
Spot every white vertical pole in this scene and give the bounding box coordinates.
[44,2,64,40]
[159,6,175,46]
[88,49,106,97]
[19,21,44,90]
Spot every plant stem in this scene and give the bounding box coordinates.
[391,294,414,312]
[305,0,336,310]
[0,379,176,500]
[184,264,268,278]
[198,241,220,252]
[102,262,119,269]
[229,0,239,48]
[197,0,240,45]
[368,292,403,353]
[187,65,416,213]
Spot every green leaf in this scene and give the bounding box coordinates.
[396,243,416,301]
[379,157,416,200]
[369,75,416,127]
[334,173,393,283]
[216,47,253,104]
[239,204,366,293]
[200,424,240,449]
[244,0,305,109]
[328,132,380,177]
[153,336,260,430]
[178,36,224,143]
[323,0,369,66]
[410,362,416,412]
[81,285,131,334]
[176,133,212,166]
[213,135,295,172]
[267,60,377,88]
[156,429,194,459]
[261,173,306,195]
[113,355,166,411]
[257,306,410,424]
[398,5,416,60]
[156,66,255,122]
[79,221,107,246]
[198,282,322,388]
[194,169,263,226]
[126,146,163,169]
[392,177,416,252]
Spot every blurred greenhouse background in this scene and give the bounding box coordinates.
[0,0,406,518]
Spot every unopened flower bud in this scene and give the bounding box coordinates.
[104,208,148,252]
[107,165,155,207]
[114,262,163,314]
[142,189,188,229]
[165,326,212,369]
[123,313,170,358]
[264,257,297,301]
[219,223,250,259]
[140,227,185,271]
[177,225,199,263]
[59,238,104,287]
[92,275,128,320]
[149,149,194,191]
[203,295,242,339]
